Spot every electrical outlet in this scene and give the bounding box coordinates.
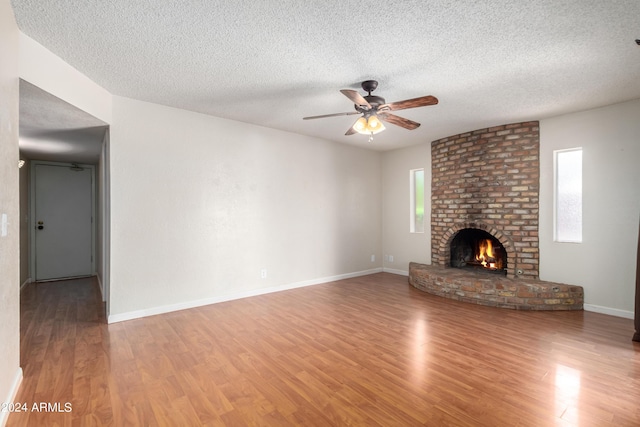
[260,269,267,279]
[389,255,394,262]
[371,254,375,262]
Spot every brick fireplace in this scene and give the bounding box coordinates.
[409,121,583,310]
[431,121,540,279]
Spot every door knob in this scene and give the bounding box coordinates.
[37,220,44,230]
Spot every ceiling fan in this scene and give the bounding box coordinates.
[303,80,438,141]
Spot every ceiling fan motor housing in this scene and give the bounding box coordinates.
[364,95,385,107]
[361,80,378,93]
[359,80,385,108]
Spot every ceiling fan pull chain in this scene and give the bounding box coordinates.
[369,133,374,143]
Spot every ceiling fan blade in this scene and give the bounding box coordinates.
[345,119,359,135]
[383,95,438,111]
[345,126,358,136]
[303,111,360,120]
[340,89,371,108]
[379,113,421,130]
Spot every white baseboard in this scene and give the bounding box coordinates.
[584,304,634,319]
[108,268,384,324]
[95,274,105,302]
[19,278,32,291]
[0,368,23,427]
[383,267,409,276]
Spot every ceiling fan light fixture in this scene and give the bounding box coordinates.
[353,114,386,135]
[353,116,368,133]
[367,115,385,134]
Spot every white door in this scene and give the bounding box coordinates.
[33,163,94,281]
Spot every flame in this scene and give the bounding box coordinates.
[476,239,496,269]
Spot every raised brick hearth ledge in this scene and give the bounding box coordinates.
[409,262,583,311]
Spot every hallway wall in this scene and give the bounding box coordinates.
[0,0,22,423]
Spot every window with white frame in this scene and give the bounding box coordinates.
[554,148,582,242]
[410,169,425,233]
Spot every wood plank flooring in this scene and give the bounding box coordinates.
[8,273,640,426]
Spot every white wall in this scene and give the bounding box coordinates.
[0,0,22,424]
[109,96,382,320]
[539,99,640,317]
[381,142,432,274]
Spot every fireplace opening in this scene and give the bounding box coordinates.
[450,228,507,275]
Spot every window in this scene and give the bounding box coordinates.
[554,148,582,242]
[410,169,425,233]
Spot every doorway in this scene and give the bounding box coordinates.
[31,161,95,281]
[19,80,110,313]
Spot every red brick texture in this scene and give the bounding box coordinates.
[431,121,540,279]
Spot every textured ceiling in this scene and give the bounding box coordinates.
[11,0,640,151]
[19,80,108,163]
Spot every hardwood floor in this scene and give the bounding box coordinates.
[8,273,640,426]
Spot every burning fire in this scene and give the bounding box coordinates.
[476,239,498,270]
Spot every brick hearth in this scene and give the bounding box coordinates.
[409,262,583,311]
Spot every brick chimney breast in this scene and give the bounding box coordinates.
[431,122,540,279]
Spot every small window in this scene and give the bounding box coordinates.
[554,148,582,242]
[410,169,425,233]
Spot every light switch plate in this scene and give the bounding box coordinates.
[1,213,7,237]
